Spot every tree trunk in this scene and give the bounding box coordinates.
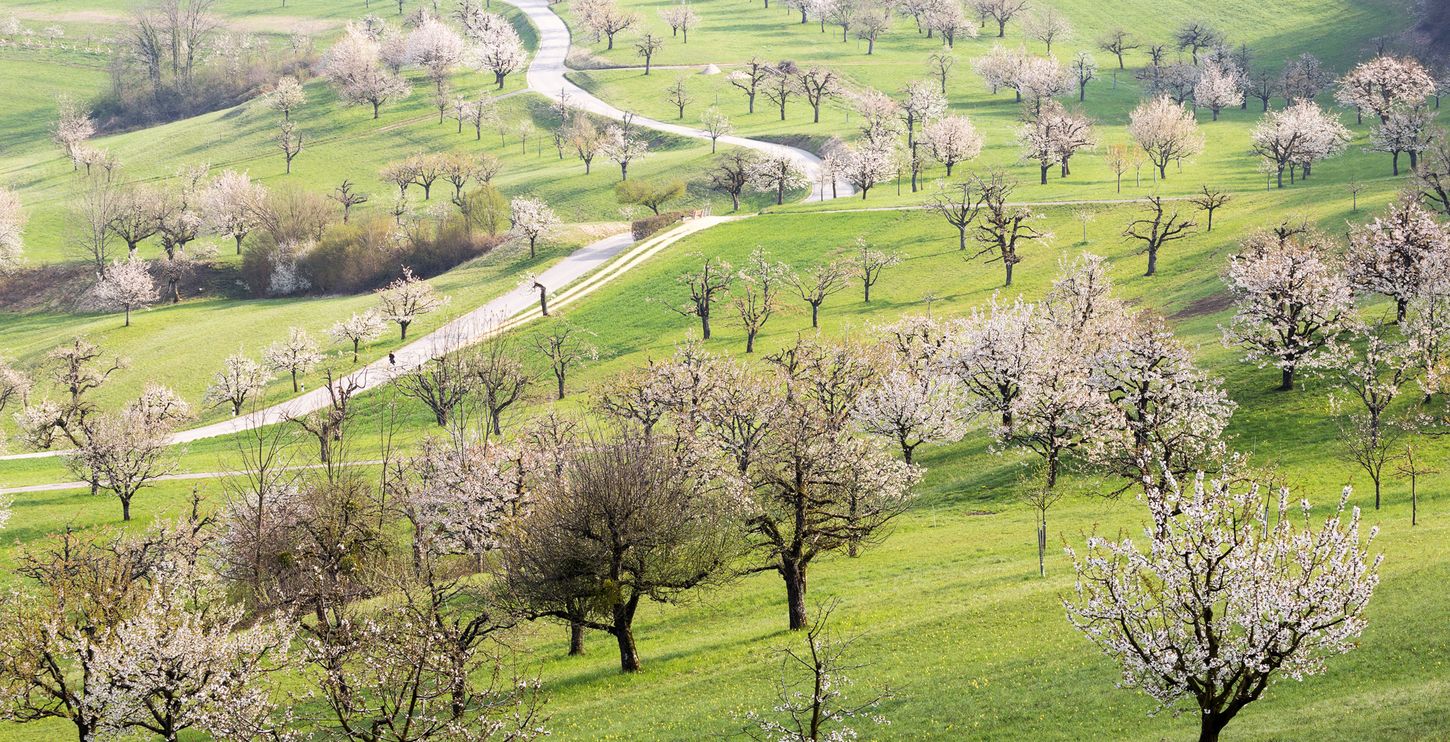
[291,369,299,392]
[701,312,711,339]
[121,496,131,522]
[614,627,640,672]
[568,622,585,655]
[400,320,410,340]
[1040,164,1049,184]
[810,303,819,328]
[1397,297,1408,323]
[1280,366,1295,391]
[782,561,808,630]
[1003,261,1014,287]
[1199,712,1233,742]
[1145,247,1158,276]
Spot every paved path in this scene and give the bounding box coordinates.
[505,0,851,201]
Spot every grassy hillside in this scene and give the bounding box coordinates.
[1,0,1448,739]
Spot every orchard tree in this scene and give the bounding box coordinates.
[1335,55,1437,124]
[90,257,157,327]
[1370,107,1436,175]
[1193,60,1244,120]
[200,170,266,254]
[616,179,686,214]
[1012,55,1072,116]
[731,248,789,353]
[794,66,841,124]
[852,237,900,302]
[600,124,649,181]
[673,256,733,339]
[1065,475,1380,742]
[664,77,693,118]
[838,144,894,199]
[1123,195,1197,276]
[1173,20,1223,63]
[1412,129,1450,215]
[854,354,969,464]
[263,327,323,392]
[1128,95,1204,180]
[1097,28,1138,70]
[660,4,700,42]
[204,353,270,416]
[473,330,533,436]
[744,606,892,741]
[320,26,412,119]
[1281,52,1334,103]
[378,267,448,340]
[727,57,771,114]
[709,150,755,210]
[1092,312,1235,494]
[920,114,983,175]
[0,187,24,273]
[469,20,527,89]
[966,171,1048,287]
[970,0,1030,38]
[900,80,947,147]
[699,106,732,153]
[1335,319,1415,509]
[500,433,739,672]
[1021,7,1071,53]
[573,0,638,50]
[1250,101,1350,187]
[762,61,799,121]
[1189,185,1231,231]
[927,48,957,94]
[1017,102,1095,183]
[329,310,386,362]
[788,258,851,328]
[634,32,664,75]
[262,75,306,120]
[748,153,810,205]
[405,16,465,107]
[1223,230,1356,390]
[533,320,598,399]
[1346,198,1450,321]
[1070,51,1096,101]
[51,95,95,172]
[509,196,559,258]
[747,337,920,628]
[274,121,303,174]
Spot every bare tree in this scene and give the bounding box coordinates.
[788,259,851,328]
[732,249,789,353]
[673,256,733,339]
[499,432,740,672]
[1188,185,1231,231]
[533,320,598,400]
[965,172,1047,287]
[852,236,900,302]
[1123,195,1197,276]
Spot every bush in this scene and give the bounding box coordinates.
[632,211,687,241]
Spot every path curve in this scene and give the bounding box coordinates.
[506,0,851,201]
[0,0,852,464]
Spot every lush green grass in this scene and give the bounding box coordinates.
[2,0,1448,738]
[562,0,1406,72]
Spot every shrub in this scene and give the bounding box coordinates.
[632,211,687,241]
